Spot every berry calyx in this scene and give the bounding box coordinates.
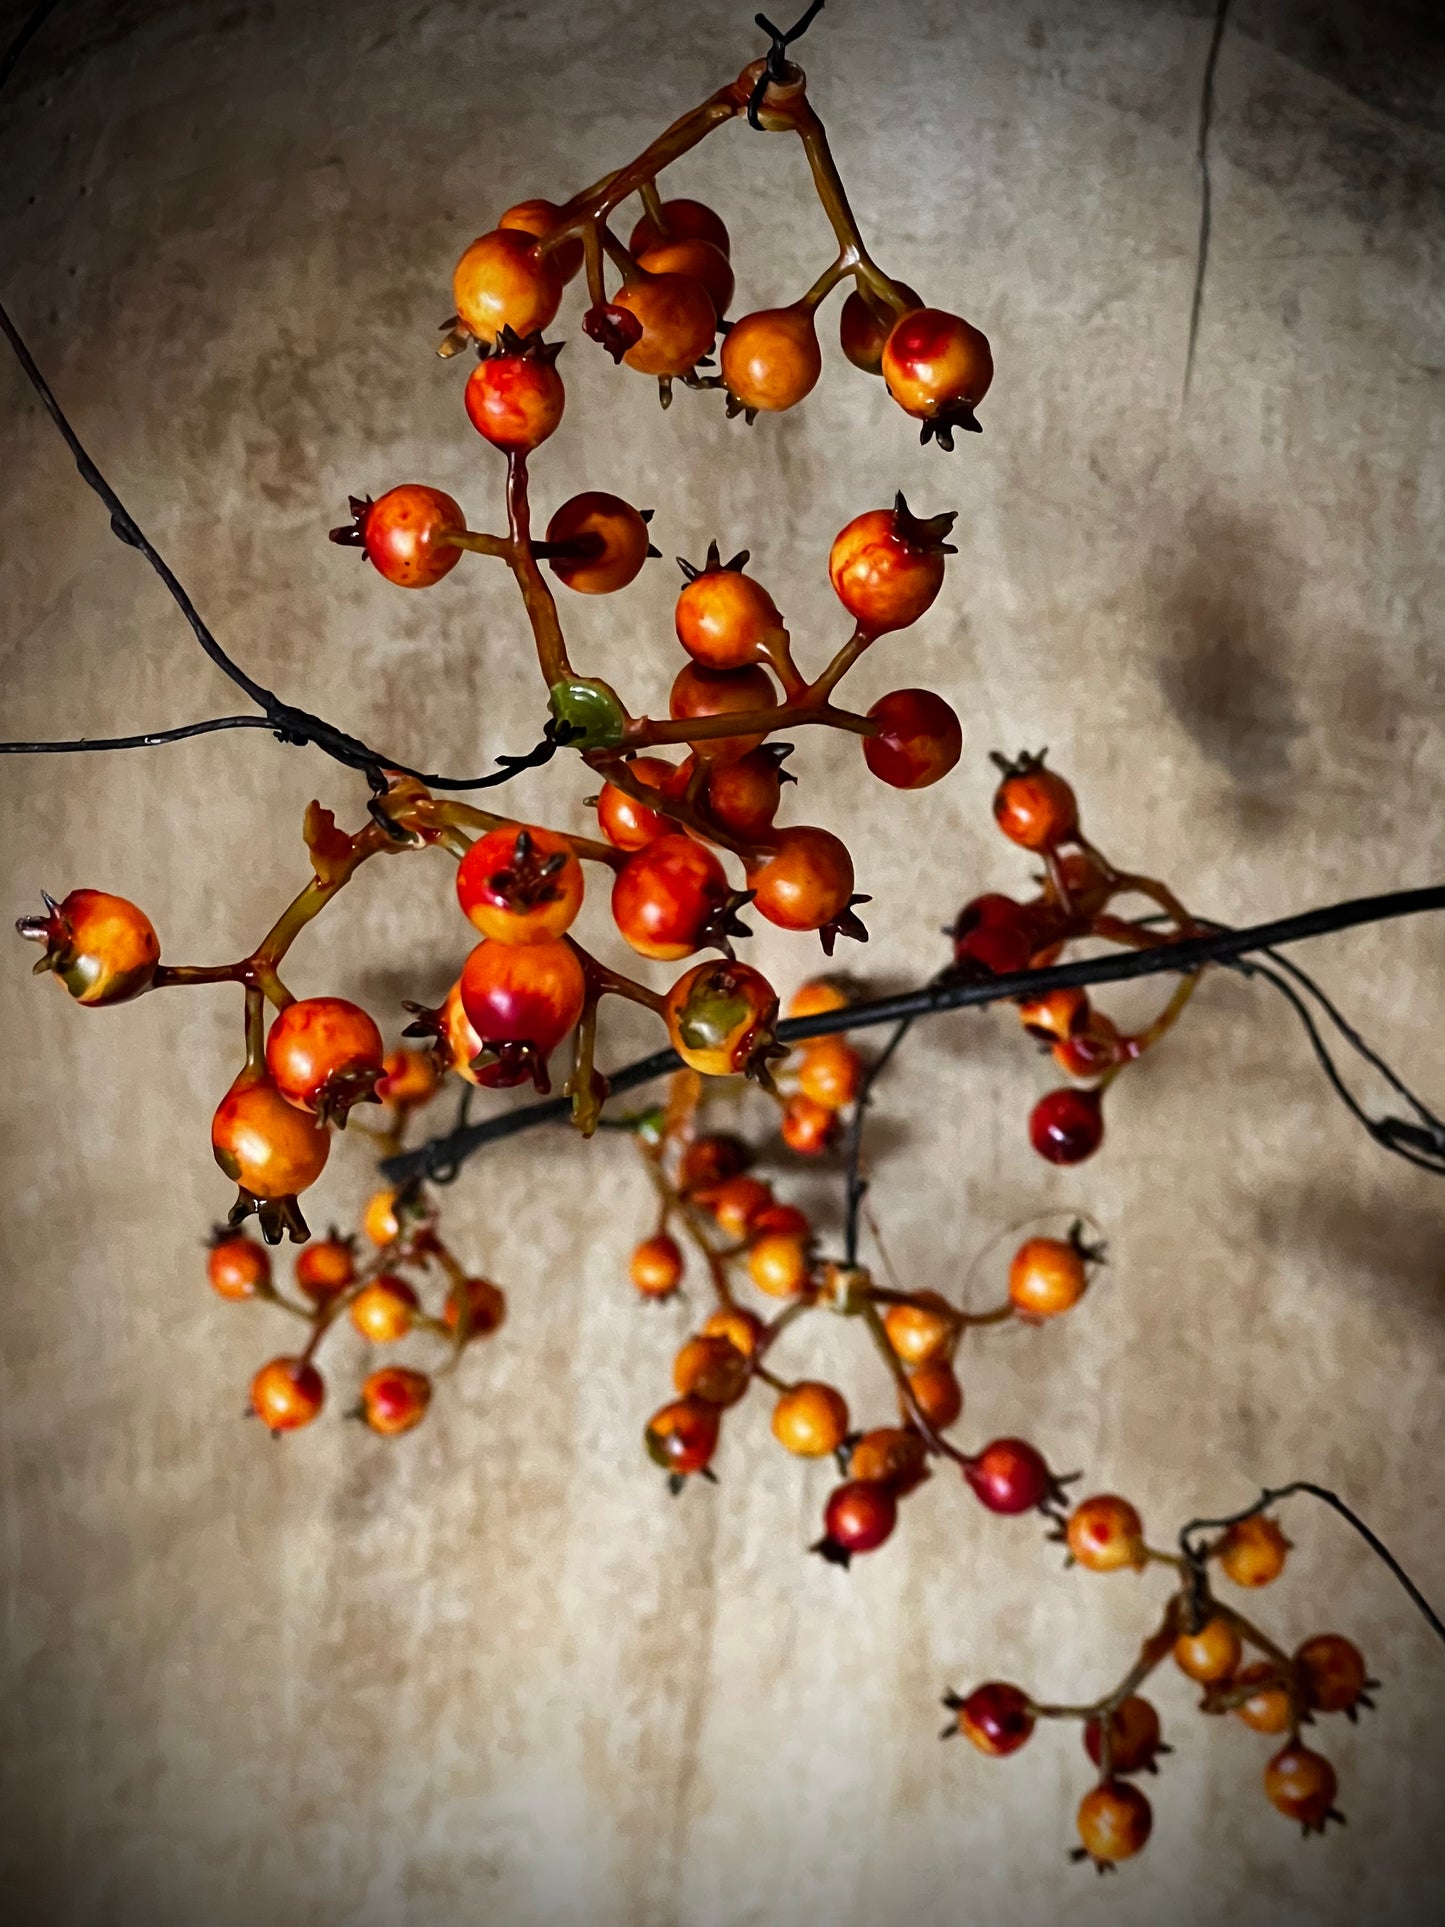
[771,1380,849,1456]
[828,494,957,636]
[463,329,566,452]
[675,541,785,670]
[331,485,466,589]
[950,1682,1035,1757]
[1074,1781,1152,1869]
[1066,1495,1147,1573]
[630,1232,685,1300]
[863,687,963,789]
[1029,1087,1104,1166]
[361,1365,432,1436]
[881,307,994,448]
[991,750,1079,852]
[721,303,823,415]
[18,887,159,1006]
[813,1479,898,1567]
[264,995,384,1125]
[456,825,585,945]
[250,1356,324,1434]
[664,959,781,1082]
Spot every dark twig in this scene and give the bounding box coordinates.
[1180,1483,1445,1647]
[1182,0,1231,401]
[0,716,281,755]
[381,882,1445,1183]
[842,1015,914,1266]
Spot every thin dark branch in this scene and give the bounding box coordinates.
[0,715,279,755]
[1182,0,1231,400]
[380,882,1445,1183]
[842,1015,913,1266]
[1180,1482,1445,1646]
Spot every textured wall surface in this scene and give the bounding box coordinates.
[2,1,1444,1923]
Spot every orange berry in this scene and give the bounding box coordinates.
[771,1381,849,1457]
[673,1334,750,1406]
[747,1231,813,1299]
[796,1036,862,1111]
[1173,1616,1242,1684]
[1075,1781,1152,1866]
[780,1092,838,1157]
[442,1276,507,1339]
[700,1306,765,1357]
[630,1233,684,1299]
[1066,1494,1146,1572]
[250,1356,324,1434]
[207,1232,270,1302]
[882,1290,956,1367]
[787,978,850,1021]
[1217,1514,1291,1588]
[361,1365,432,1436]
[349,1275,420,1343]
[903,1358,963,1431]
[1007,1235,1091,1319]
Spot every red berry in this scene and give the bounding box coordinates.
[345,484,466,589]
[443,1276,507,1339]
[1084,1697,1166,1775]
[207,1231,270,1302]
[1067,1494,1146,1574]
[644,1394,721,1476]
[1295,1634,1370,1715]
[361,1365,432,1436]
[264,995,384,1122]
[628,198,731,260]
[815,1480,898,1565]
[863,687,963,789]
[458,938,587,1087]
[613,273,717,377]
[881,307,993,443]
[950,894,1060,977]
[295,1234,356,1303]
[498,198,584,283]
[1029,1087,1104,1165]
[463,336,565,452]
[694,748,785,840]
[611,833,733,962]
[456,825,584,945]
[669,661,777,765]
[992,752,1079,851]
[838,283,922,376]
[964,1437,1053,1515]
[828,496,955,636]
[955,1682,1035,1757]
[636,238,734,318]
[675,557,783,671]
[596,756,678,850]
[251,1356,324,1434]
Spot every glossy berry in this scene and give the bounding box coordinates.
[670,661,777,765]
[628,197,731,260]
[780,1092,838,1157]
[362,1188,402,1247]
[459,937,587,1083]
[361,1365,432,1436]
[442,1276,507,1339]
[749,826,855,934]
[701,1306,765,1357]
[1067,1495,1146,1573]
[955,1683,1035,1757]
[696,748,786,840]
[664,959,779,1080]
[903,1359,963,1431]
[1296,1635,1370,1715]
[611,833,733,962]
[796,1035,863,1110]
[644,1394,721,1477]
[1052,1017,1125,1080]
[350,1274,420,1343]
[424,980,488,1086]
[1008,1233,1092,1319]
[748,1199,811,1237]
[965,1437,1054,1515]
[264,995,384,1123]
[453,228,562,344]
[838,282,922,375]
[1233,1664,1292,1736]
[883,1291,957,1367]
[815,1479,898,1566]
[1030,1087,1104,1166]
[545,492,654,595]
[212,1073,331,1202]
[881,307,994,446]
[613,273,717,377]
[722,304,822,413]
[788,978,850,1021]
[1055,849,1113,917]
[630,1232,684,1300]
[1075,1781,1152,1867]
[1263,1744,1340,1833]
[498,197,584,282]
[771,1380,849,1457]
[991,752,1079,852]
[673,1333,750,1407]
[464,334,566,452]
[675,551,783,671]
[457,825,584,945]
[747,1230,813,1299]
[337,484,466,589]
[375,1047,440,1108]
[19,887,160,1006]
[849,1426,931,1495]
[250,1356,324,1434]
[698,1174,774,1239]
[1018,986,1091,1044]
[951,894,1060,978]
[636,238,734,318]
[207,1231,270,1302]
[1173,1616,1242,1684]
[863,687,963,789]
[1217,1514,1292,1588]
[1084,1697,1166,1775]
[677,1132,752,1193]
[829,495,956,635]
[596,756,676,850]
[295,1234,356,1303]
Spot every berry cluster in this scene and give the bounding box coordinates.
[946,1494,1375,1871]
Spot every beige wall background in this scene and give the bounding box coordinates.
[2,0,1443,1921]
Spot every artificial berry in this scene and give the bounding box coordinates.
[613,272,717,377]
[677,1132,753,1193]
[330,484,466,589]
[903,1358,963,1431]
[1232,1664,1292,1736]
[361,1365,432,1436]
[295,1234,356,1303]
[545,491,654,595]
[1067,1495,1146,1573]
[1217,1513,1292,1588]
[700,1306,765,1357]
[965,1437,1054,1515]
[829,495,956,635]
[1054,849,1113,917]
[1007,1232,1093,1320]
[954,1683,1035,1757]
[748,826,855,933]
[1295,1635,1371,1716]
[459,937,587,1084]
[497,197,584,282]
[850,1426,931,1495]
[950,893,1060,977]
[771,1380,849,1457]
[747,1230,814,1299]
[264,995,384,1123]
[664,959,779,1080]
[442,1276,507,1339]
[1075,1781,1152,1867]
[630,1232,684,1299]
[881,307,993,445]
[421,980,487,1086]
[693,748,786,840]
[611,833,733,961]
[206,1230,270,1302]
[636,238,734,318]
[883,1291,957,1367]
[1029,1087,1104,1165]
[669,661,777,765]
[1263,1744,1340,1833]
[1084,1697,1166,1775]
[464,332,566,452]
[596,756,677,850]
[675,548,783,671]
[250,1356,325,1434]
[350,1274,420,1343]
[1173,1616,1242,1684]
[628,197,731,260]
[212,1071,331,1204]
[1018,985,1091,1044]
[863,687,963,789]
[18,887,159,1005]
[838,282,921,375]
[991,751,1079,852]
[362,1187,401,1247]
[673,1333,751,1406]
[457,825,584,945]
[780,1092,838,1156]
[750,1202,811,1239]
[698,1174,774,1239]
[796,1035,862,1110]
[815,1479,898,1566]
[721,304,822,413]
[788,977,850,1020]
[645,1394,721,1477]
[1052,1017,1125,1080]
[453,227,562,344]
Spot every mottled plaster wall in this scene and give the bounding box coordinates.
[1,2,1443,1924]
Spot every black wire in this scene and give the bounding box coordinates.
[0,715,281,755]
[747,0,827,128]
[842,1015,914,1266]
